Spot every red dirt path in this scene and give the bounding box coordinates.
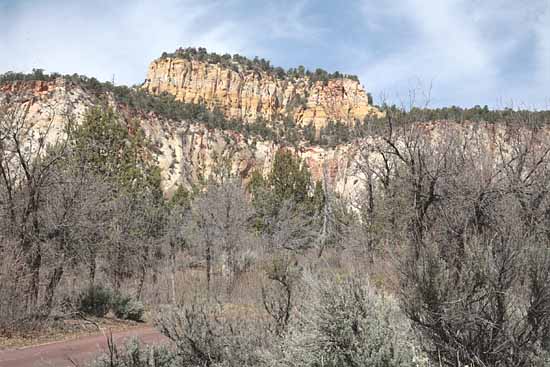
[0,327,166,367]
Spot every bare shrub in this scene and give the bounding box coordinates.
[261,254,302,336]
[401,227,550,366]
[154,301,270,367]
[0,246,44,335]
[364,113,550,366]
[89,334,174,367]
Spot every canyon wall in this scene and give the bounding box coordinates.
[143,57,382,129]
[2,77,516,204]
[1,79,366,199]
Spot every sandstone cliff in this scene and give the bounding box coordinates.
[0,79,365,199]
[143,57,382,129]
[141,115,363,197]
[1,77,518,204]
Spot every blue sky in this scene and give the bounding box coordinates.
[1,0,549,108]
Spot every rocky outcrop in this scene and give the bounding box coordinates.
[1,78,531,206]
[141,115,363,197]
[0,79,93,152]
[0,79,365,200]
[143,57,382,129]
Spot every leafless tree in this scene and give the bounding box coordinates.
[163,201,190,304]
[38,164,113,310]
[0,92,73,313]
[364,111,550,366]
[186,179,256,299]
[99,190,165,297]
[261,254,302,336]
[262,199,318,252]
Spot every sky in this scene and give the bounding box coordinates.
[1,0,549,108]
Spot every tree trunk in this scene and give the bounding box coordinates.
[318,163,331,258]
[88,255,96,286]
[26,244,42,312]
[170,242,177,304]
[136,264,146,301]
[206,242,212,301]
[114,272,121,293]
[113,243,122,293]
[43,263,64,313]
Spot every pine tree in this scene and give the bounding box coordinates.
[69,107,162,197]
[268,149,311,204]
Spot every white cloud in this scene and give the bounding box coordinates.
[534,4,550,84]
[262,0,326,41]
[1,0,548,108]
[0,0,327,85]
[358,0,550,107]
[358,0,495,105]
[0,0,252,85]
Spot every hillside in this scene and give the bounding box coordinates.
[0,75,364,197]
[1,63,545,199]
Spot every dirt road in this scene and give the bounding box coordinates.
[0,327,166,367]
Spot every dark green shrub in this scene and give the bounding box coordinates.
[78,285,113,317]
[112,294,145,322]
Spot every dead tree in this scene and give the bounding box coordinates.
[0,92,72,312]
[187,179,255,300]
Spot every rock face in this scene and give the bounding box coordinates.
[141,115,363,198]
[0,79,92,152]
[0,78,527,205]
[1,79,365,200]
[143,57,382,129]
